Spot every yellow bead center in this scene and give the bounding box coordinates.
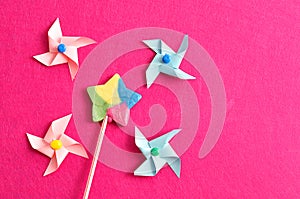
[50,140,63,150]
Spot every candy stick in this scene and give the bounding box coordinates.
[83,74,142,199]
[83,116,108,199]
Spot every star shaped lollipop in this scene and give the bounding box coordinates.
[83,73,142,198]
[33,18,96,80]
[134,127,181,177]
[143,35,196,88]
[87,73,142,126]
[26,114,88,176]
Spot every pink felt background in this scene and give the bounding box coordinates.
[1,0,300,198]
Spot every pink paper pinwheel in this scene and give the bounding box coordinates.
[26,114,88,176]
[33,18,96,79]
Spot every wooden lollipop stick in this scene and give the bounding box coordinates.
[83,116,108,199]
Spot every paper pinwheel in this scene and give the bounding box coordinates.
[33,18,96,80]
[134,127,181,177]
[87,73,142,126]
[143,35,196,88]
[26,114,88,176]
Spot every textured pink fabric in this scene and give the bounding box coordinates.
[1,1,300,198]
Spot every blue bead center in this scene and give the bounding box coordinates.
[162,54,171,63]
[57,43,66,53]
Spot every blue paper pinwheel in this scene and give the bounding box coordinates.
[143,35,196,88]
[134,127,181,177]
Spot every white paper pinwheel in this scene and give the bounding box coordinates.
[33,18,96,80]
[143,35,196,88]
[134,127,181,177]
[26,114,88,176]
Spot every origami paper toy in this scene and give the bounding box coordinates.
[26,114,88,176]
[87,73,142,126]
[143,35,196,88]
[33,18,96,80]
[134,127,181,177]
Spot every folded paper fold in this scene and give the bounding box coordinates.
[143,35,196,88]
[33,18,96,80]
[134,127,181,177]
[26,114,88,176]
